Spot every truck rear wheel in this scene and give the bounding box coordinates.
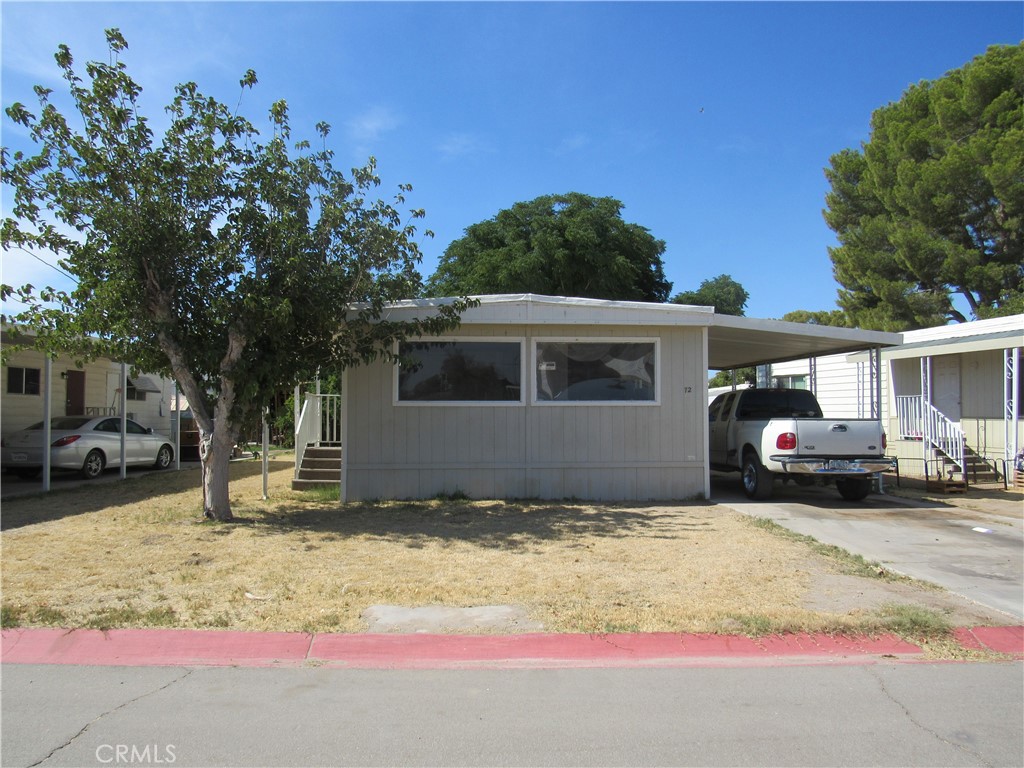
[836,477,871,501]
[741,452,774,500]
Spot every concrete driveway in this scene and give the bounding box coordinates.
[710,473,1024,620]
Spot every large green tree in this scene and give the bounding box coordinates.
[670,274,748,316]
[425,192,672,302]
[824,43,1023,331]
[1,30,466,520]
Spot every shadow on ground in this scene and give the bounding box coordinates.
[235,497,718,548]
[0,461,266,531]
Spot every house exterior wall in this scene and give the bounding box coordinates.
[770,356,875,418]
[1,347,175,438]
[342,323,708,502]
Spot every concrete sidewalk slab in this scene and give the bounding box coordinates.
[4,626,1020,670]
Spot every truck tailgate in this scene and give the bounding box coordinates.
[793,419,884,455]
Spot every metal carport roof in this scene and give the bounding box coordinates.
[707,313,901,369]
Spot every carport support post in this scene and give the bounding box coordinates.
[120,363,128,480]
[871,346,885,493]
[1006,348,1020,480]
[173,382,181,471]
[42,357,52,492]
[262,406,269,500]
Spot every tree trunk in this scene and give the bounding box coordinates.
[200,428,236,521]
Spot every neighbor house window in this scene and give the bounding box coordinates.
[534,340,657,403]
[397,340,523,403]
[126,376,161,401]
[771,374,808,390]
[6,366,41,395]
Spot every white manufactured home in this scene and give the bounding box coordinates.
[769,315,1024,485]
[315,295,900,502]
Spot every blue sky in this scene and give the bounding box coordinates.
[2,1,1021,320]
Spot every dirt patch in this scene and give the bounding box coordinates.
[0,460,1015,636]
[798,558,1009,626]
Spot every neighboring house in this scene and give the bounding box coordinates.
[1,330,177,440]
[313,295,899,502]
[769,315,1023,485]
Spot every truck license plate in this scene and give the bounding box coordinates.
[827,459,852,470]
[10,452,28,462]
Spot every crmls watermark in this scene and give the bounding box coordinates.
[95,744,177,764]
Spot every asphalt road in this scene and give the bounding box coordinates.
[3,661,1022,767]
[710,474,1024,621]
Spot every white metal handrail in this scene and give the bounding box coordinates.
[294,393,342,478]
[895,395,966,480]
[895,396,923,439]
[922,400,965,477]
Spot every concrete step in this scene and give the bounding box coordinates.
[296,467,340,481]
[303,447,342,459]
[300,458,342,471]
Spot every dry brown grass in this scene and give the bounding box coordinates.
[0,459,970,635]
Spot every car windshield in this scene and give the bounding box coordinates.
[27,417,93,430]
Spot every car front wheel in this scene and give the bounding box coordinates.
[81,449,105,480]
[154,445,173,470]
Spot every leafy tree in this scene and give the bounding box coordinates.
[1,30,466,520]
[780,309,851,327]
[671,274,752,387]
[824,43,1023,331]
[670,274,748,316]
[426,192,672,302]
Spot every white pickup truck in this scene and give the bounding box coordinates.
[708,388,894,501]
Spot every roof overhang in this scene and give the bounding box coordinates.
[377,294,903,370]
[847,328,1023,362]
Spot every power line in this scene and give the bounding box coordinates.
[6,246,78,284]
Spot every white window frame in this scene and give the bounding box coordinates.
[531,337,661,406]
[393,337,526,407]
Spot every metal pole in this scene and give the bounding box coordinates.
[1007,348,1020,479]
[173,382,181,470]
[120,363,127,480]
[262,406,269,500]
[873,347,882,421]
[42,357,52,492]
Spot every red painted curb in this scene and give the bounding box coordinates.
[308,631,924,669]
[1,627,935,669]
[0,628,311,668]
[952,626,1024,656]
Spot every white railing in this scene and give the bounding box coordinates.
[896,395,965,480]
[895,396,923,439]
[294,393,342,478]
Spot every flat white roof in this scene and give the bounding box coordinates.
[379,294,903,370]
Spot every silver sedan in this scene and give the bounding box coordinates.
[1,416,174,480]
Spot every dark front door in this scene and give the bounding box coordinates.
[65,370,86,415]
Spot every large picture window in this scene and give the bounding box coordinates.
[397,341,523,403]
[535,340,657,403]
